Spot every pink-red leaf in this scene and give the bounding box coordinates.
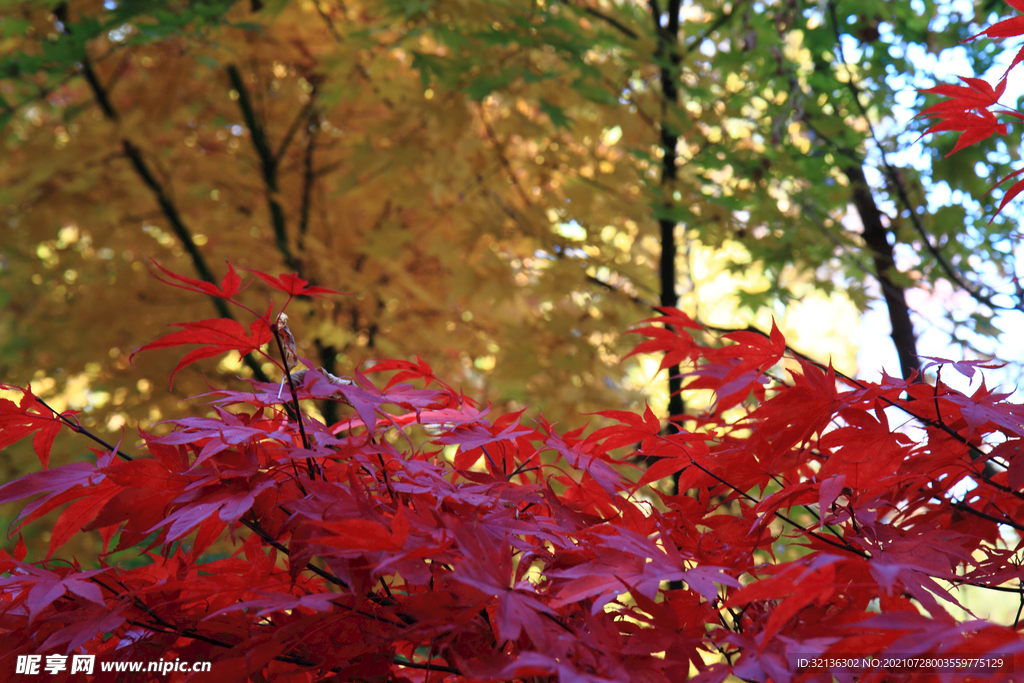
[148,259,246,299]
[0,386,72,469]
[968,14,1024,41]
[130,317,273,388]
[243,268,347,298]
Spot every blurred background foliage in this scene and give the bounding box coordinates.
[1,0,1023,612]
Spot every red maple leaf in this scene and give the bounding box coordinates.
[0,386,69,468]
[148,259,247,299]
[129,310,274,388]
[242,268,347,299]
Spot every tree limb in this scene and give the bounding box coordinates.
[845,163,921,379]
[75,49,270,383]
[650,0,686,446]
[227,64,299,272]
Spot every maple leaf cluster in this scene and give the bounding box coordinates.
[916,0,1024,217]
[0,264,1022,682]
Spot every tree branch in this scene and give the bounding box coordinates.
[650,0,686,449]
[568,2,639,39]
[273,98,316,167]
[74,51,271,384]
[810,10,1007,316]
[845,163,921,379]
[227,64,300,273]
[297,110,319,251]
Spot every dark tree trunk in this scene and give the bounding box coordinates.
[845,164,921,380]
[652,0,685,441]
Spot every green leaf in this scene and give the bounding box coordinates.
[0,17,31,38]
[971,313,1002,338]
[411,51,446,89]
[463,71,517,100]
[570,78,616,105]
[650,203,694,223]
[196,55,222,70]
[538,98,571,130]
[228,21,264,32]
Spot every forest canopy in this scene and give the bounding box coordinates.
[3,0,1024,680]
[2,0,1024,575]
[5,0,1020,435]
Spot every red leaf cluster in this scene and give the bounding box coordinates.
[1,272,1023,682]
[916,1,1024,217]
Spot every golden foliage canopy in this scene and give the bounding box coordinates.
[2,0,999,442]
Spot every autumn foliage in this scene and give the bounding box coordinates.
[0,257,1023,682]
[917,0,1024,217]
[7,1,1024,681]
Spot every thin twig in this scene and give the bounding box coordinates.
[34,395,133,462]
[268,324,318,481]
[571,3,639,39]
[227,64,299,272]
[297,110,319,251]
[273,99,317,166]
